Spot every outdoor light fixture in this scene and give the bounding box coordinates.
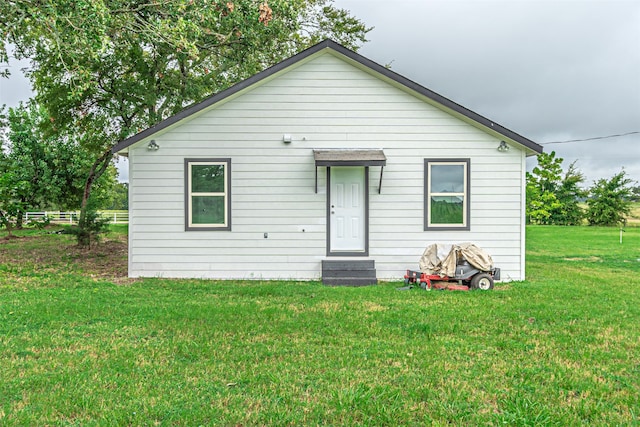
[497,141,509,152]
[147,140,159,151]
[283,134,292,144]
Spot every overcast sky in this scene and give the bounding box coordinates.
[335,0,640,185]
[2,0,639,185]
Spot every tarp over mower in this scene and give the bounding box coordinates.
[404,243,500,291]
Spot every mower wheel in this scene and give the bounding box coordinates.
[470,273,494,290]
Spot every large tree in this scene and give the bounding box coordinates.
[0,102,120,229]
[0,113,24,236]
[551,161,588,225]
[1,0,370,244]
[526,151,586,225]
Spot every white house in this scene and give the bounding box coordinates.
[113,39,542,285]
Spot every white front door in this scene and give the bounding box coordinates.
[330,167,366,253]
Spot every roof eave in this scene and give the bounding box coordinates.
[112,40,336,154]
[324,42,543,155]
[112,39,543,155]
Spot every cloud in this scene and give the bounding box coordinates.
[336,0,640,183]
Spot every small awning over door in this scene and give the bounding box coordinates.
[313,149,386,166]
[313,149,386,193]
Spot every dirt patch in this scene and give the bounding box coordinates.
[1,234,24,242]
[563,256,602,262]
[66,236,129,279]
[0,230,131,283]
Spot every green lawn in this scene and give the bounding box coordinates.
[0,226,638,425]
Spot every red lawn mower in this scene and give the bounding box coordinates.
[403,243,500,291]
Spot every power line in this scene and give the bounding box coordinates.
[541,131,639,145]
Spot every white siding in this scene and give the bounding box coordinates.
[127,52,526,281]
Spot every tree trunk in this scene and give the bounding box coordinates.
[0,211,13,238]
[16,210,24,229]
[77,149,113,246]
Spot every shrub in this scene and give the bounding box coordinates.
[68,200,110,247]
[586,171,634,226]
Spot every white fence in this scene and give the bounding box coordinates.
[24,211,129,224]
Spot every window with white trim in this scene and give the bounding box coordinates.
[424,159,470,230]
[185,159,231,231]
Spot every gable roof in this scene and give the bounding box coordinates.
[112,39,543,155]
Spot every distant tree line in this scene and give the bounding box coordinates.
[527,151,638,226]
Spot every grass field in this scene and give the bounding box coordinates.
[1,225,639,425]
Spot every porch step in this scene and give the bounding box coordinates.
[322,260,377,286]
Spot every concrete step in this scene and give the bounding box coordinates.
[321,260,377,286]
